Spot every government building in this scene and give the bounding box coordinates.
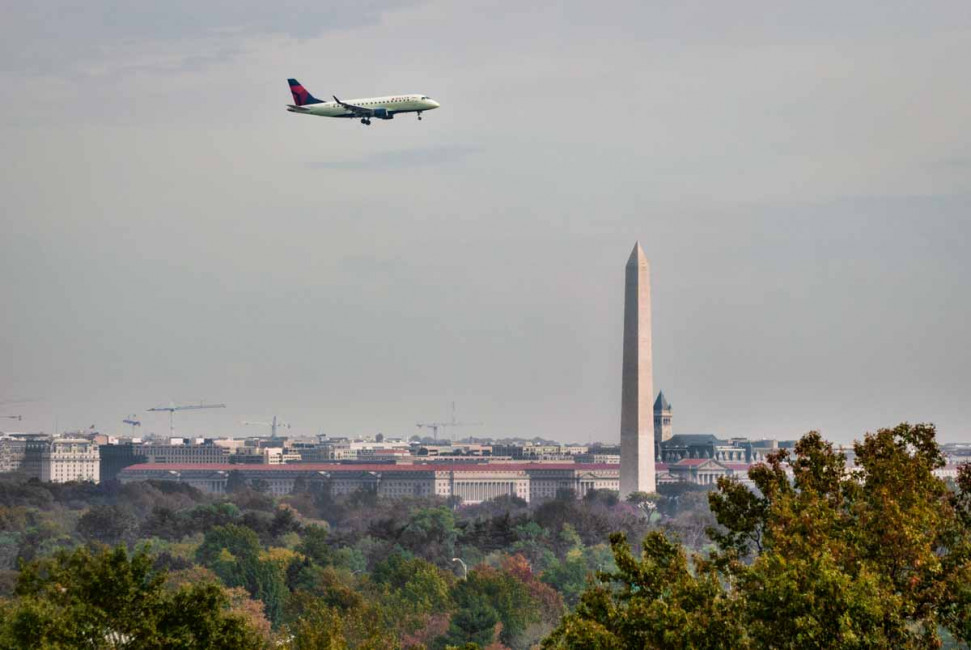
[118,462,620,504]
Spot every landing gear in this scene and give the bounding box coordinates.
[360,118,371,125]
[417,112,423,121]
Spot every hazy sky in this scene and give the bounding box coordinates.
[2,0,970,444]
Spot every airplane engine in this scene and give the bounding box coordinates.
[373,108,393,119]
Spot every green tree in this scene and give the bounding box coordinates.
[179,502,242,537]
[76,504,138,545]
[270,506,302,541]
[625,491,660,521]
[714,425,971,648]
[284,592,398,650]
[139,505,185,541]
[226,471,247,494]
[196,524,287,626]
[449,566,539,649]
[295,524,331,566]
[436,593,500,650]
[0,545,264,649]
[510,521,556,571]
[372,552,453,616]
[196,524,262,586]
[545,424,971,649]
[540,549,589,608]
[247,559,288,627]
[399,506,458,561]
[543,531,746,649]
[500,554,565,646]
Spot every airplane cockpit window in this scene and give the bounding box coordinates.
[421,96,429,100]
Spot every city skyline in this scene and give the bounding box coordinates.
[3,2,971,444]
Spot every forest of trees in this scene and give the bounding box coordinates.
[0,423,969,649]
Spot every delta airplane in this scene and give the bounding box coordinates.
[286,78,440,125]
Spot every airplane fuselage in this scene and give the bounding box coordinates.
[287,94,440,119]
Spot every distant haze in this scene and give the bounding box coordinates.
[1,1,970,444]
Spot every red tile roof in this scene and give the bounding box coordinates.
[120,462,619,474]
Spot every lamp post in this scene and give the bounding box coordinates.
[451,557,467,580]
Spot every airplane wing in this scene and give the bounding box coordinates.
[333,96,374,117]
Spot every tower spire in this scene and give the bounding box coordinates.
[654,391,672,443]
[620,241,655,496]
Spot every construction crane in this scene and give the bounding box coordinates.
[242,415,290,438]
[122,415,141,437]
[416,422,446,439]
[147,401,225,436]
[417,402,482,443]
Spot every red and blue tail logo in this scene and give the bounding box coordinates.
[288,78,324,106]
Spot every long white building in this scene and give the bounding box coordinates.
[118,462,620,504]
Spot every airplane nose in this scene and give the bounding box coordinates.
[430,100,441,109]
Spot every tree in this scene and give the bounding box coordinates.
[140,505,185,541]
[510,521,556,571]
[288,564,365,613]
[196,524,288,626]
[291,476,309,494]
[0,545,265,649]
[545,424,971,649]
[624,491,659,521]
[540,549,589,608]
[500,554,565,644]
[76,504,137,545]
[399,506,458,561]
[655,482,710,520]
[224,586,273,643]
[713,426,971,648]
[544,531,747,649]
[226,470,247,494]
[284,592,398,650]
[583,489,620,507]
[196,524,262,581]
[664,490,718,550]
[449,566,539,649]
[436,593,500,650]
[458,511,522,553]
[270,506,302,540]
[372,552,453,617]
[184,502,242,535]
[295,524,331,566]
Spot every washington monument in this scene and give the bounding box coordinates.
[620,242,656,497]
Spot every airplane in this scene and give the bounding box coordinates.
[286,78,440,125]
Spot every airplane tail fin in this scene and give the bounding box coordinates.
[288,78,324,106]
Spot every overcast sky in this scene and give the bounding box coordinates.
[1,0,969,444]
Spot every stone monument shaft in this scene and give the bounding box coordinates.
[620,242,655,496]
